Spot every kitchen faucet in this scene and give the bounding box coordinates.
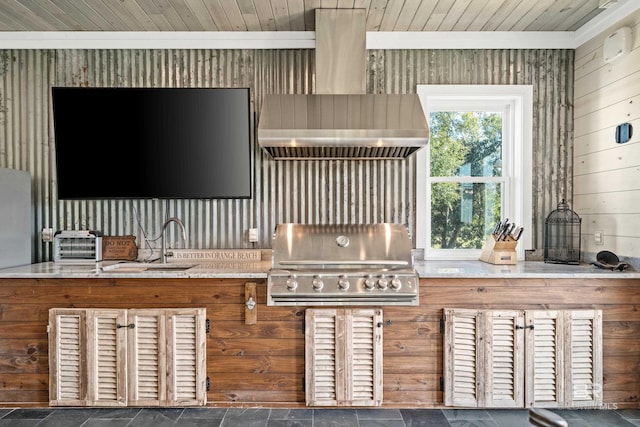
[161,217,187,263]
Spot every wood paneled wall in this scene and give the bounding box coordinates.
[0,277,637,408]
[574,9,640,265]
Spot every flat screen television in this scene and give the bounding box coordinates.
[52,87,252,199]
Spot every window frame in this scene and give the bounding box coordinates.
[416,85,533,260]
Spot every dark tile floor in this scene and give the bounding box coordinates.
[0,407,639,427]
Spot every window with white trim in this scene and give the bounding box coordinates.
[416,85,533,260]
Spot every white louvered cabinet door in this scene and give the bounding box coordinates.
[485,310,525,408]
[525,310,564,408]
[305,308,383,407]
[564,310,603,408]
[48,309,87,406]
[305,309,339,406]
[165,308,207,406]
[86,310,128,406]
[344,309,383,407]
[444,308,482,407]
[127,310,165,406]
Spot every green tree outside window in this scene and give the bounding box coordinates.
[429,111,503,250]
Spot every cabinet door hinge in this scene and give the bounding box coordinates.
[440,377,444,392]
[206,376,210,392]
[206,319,210,333]
[440,318,445,334]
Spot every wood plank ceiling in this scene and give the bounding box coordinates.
[0,0,609,32]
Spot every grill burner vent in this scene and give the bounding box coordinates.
[261,146,422,160]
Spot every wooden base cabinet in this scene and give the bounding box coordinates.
[444,309,602,409]
[48,308,207,407]
[305,308,383,407]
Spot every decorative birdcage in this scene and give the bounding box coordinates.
[544,199,582,265]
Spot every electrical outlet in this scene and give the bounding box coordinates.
[248,228,259,243]
[594,230,604,245]
[42,228,54,242]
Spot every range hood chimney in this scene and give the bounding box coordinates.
[258,9,429,160]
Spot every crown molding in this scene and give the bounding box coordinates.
[0,30,577,50]
[366,32,575,49]
[0,31,315,49]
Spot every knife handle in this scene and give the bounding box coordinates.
[514,227,524,241]
[496,225,508,241]
[492,221,502,236]
[500,224,513,241]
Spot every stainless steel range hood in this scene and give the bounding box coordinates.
[258,9,429,160]
[258,94,429,159]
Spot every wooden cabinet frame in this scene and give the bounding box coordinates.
[444,308,602,409]
[49,308,206,407]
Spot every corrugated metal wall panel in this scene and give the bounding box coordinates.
[0,50,56,262]
[262,158,411,226]
[0,48,572,262]
[367,49,574,251]
[50,49,268,259]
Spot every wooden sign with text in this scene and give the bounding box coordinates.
[102,236,138,261]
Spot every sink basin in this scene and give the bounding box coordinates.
[145,265,195,271]
[101,263,196,273]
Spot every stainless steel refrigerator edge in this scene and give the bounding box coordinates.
[0,168,32,268]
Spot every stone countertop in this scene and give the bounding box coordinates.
[414,260,640,279]
[0,259,638,279]
[0,260,271,279]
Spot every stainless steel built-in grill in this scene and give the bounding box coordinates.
[267,223,419,306]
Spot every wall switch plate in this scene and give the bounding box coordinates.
[248,228,259,243]
[594,230,604,245]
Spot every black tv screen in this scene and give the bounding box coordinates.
[52,87,252,199]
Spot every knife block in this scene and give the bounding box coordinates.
[479,235,518,265]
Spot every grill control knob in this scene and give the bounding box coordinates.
[364,275,376,290]
[390,276,402,290]
[312,277,324,291]
[286,275,298,291]
[338,275,350,291]
[377,277,388,290]
[336,235,350,247]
